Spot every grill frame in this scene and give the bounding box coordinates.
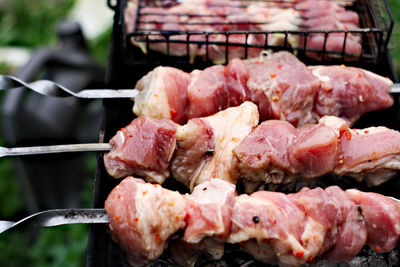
[112,0,393,66]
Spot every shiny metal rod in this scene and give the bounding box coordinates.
[0,75,139,99]
[0,209,109,234]
[1,75,399,97]
[0,143,112,158]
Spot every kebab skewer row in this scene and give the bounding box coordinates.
[132,51,394,127]
[1,52,396,128]
[105,176,400,267]
[0,101,398,191]
[104,102,400,192]
[1,175,396,266]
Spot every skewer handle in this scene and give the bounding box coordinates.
[0,209,108,234]
[391,83,400,94]
[0,75,138,99]
[0,143,112,158]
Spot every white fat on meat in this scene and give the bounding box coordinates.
[133,66,191,124]
[334,126,400,186]
[133,67,173,120]
[105,177,186,267]
[177,179,237,263]
[184,179,236,244]
[229,192,308,265]
[318,115,349,136]
[171,101,259,190]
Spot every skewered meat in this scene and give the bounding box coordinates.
[105,178,186,267]
[187,65,228,119]
[171,101,259,189]
[334,126,400,185]
[133,51,393,126]
[346,189,400,252]
[103,116,179,183]
[230,186,367,265]
[104,103,400,189]
[168,178,237,266]
[310,65,393,125]
[243,51,321,124]
[234,115,400,187]
[125,0,362,62]
[184,178,236,244]
[105,177,400,266]
[133,66,191,124]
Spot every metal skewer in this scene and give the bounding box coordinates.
[0,143,214,158]
[0,143,112,158]
[391,83,400,94]
[0,209,109,235]
[0,75,139,99]
[1,195,398,235]
[1,75,399,97]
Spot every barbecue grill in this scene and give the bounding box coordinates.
[110,0,393,66]
[84,0,400,266]
[106,0,397,87]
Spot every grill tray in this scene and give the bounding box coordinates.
[109,0,393,67]
[87,0,400,265]
[87,52,400,267]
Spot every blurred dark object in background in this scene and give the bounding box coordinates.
[1,21,105,213]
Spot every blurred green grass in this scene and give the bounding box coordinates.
[0,0,399,266]
[0,152,97,267]
[0,0,110,266]
[0,0,111,67]
[0,0,75,47]
[388,0,400,79]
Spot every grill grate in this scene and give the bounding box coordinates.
[113,0,393,65]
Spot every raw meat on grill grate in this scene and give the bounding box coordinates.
[105,177,400,266]
[125,0,363,62]
[296,0,362,60]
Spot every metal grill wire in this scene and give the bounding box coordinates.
[122,0,393,64]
